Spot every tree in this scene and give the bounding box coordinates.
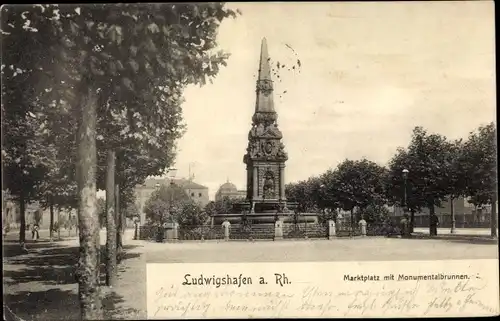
[144,184,190,224]
[177,202,208,228]
[1,5,65,244]
[386,127,452,234]
[462,123,497,238]
[104,150,117,286]
[386,147,423,231]
[334,159,387,223]
[2,4,239,318]
[318,170,340,213]
[34,98,79,241]
[97,197,106,228]
[285,178,320,213]
[360,204,390,225]
[204,196,244,215]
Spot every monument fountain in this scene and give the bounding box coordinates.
[212,38,318,226]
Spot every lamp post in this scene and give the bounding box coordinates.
[320,183,328,228]
[402,169,409,211]
[320,184,326,210]
[402,169,411,233]
[168,169,178,242]
[155,182,162,242]
[156,168,178,243]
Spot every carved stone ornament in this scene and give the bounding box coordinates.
[276,142,288,159]
[256,79,273,96]
[249,140,261,158]
[263,170,275,198]
[252,112,277,125]
[249,122,283,139]
[263,140,274,155]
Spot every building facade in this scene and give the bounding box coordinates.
[2,191,77,230]
[215,181,246,202]
[391,196,497,228]
[135,177,209,224]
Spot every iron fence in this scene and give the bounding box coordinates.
[404,213,492,228]
[139,220,397,241]
[178,225,224,240]
[230,224,275,240]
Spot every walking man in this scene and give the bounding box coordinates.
[430,214,439,236]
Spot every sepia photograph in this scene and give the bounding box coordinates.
[2,1,498,320]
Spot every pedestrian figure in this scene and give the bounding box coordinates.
[358,217,367,237]
[3,222,10,239]
[32,223,40,241]
[430,214,439,236]
[400,214,410,238]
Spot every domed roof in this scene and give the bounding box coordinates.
[218,180,237,192]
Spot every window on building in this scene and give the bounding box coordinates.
[198,193,202,197]
[191,193,194,197]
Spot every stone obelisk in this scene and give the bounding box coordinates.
[243,38,288,214]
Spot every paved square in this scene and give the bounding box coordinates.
[3,229,497,320]
[144,237,498,263]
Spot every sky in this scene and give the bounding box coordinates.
[167,1,495,201]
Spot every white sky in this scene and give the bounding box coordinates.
[164,1,495,201]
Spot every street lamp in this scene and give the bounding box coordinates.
[320,183,327,228]
[402,169,409,211]
[156,168,177,243]
[402,168,411,233]
[168,167,178,221]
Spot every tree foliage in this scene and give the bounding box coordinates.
[359,204,390,224]
[386,127,453,214]
[177,202,209,228]
[2,3,240,318]
[285,178,321,213]
[333,159,387,212]
[462,123,497,206]
[204,196,244,215]
[144,184,189,224]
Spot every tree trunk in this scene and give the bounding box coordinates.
[49,202,54,241]
[450,196,456,234]
[105,150,117,286]
[57,208,61,240]
[491,193,498,238]
[115,184,123,260]
[410,208,415,233]
[19,192,26,243]
[428,202,436,235]
[350,208,354,237]
[75,87,102,320]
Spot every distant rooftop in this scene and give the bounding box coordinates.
[138,177,208,190]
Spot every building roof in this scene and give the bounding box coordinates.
[218,181,238,193]
[175,178,208,190]
[138,178,208,190]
